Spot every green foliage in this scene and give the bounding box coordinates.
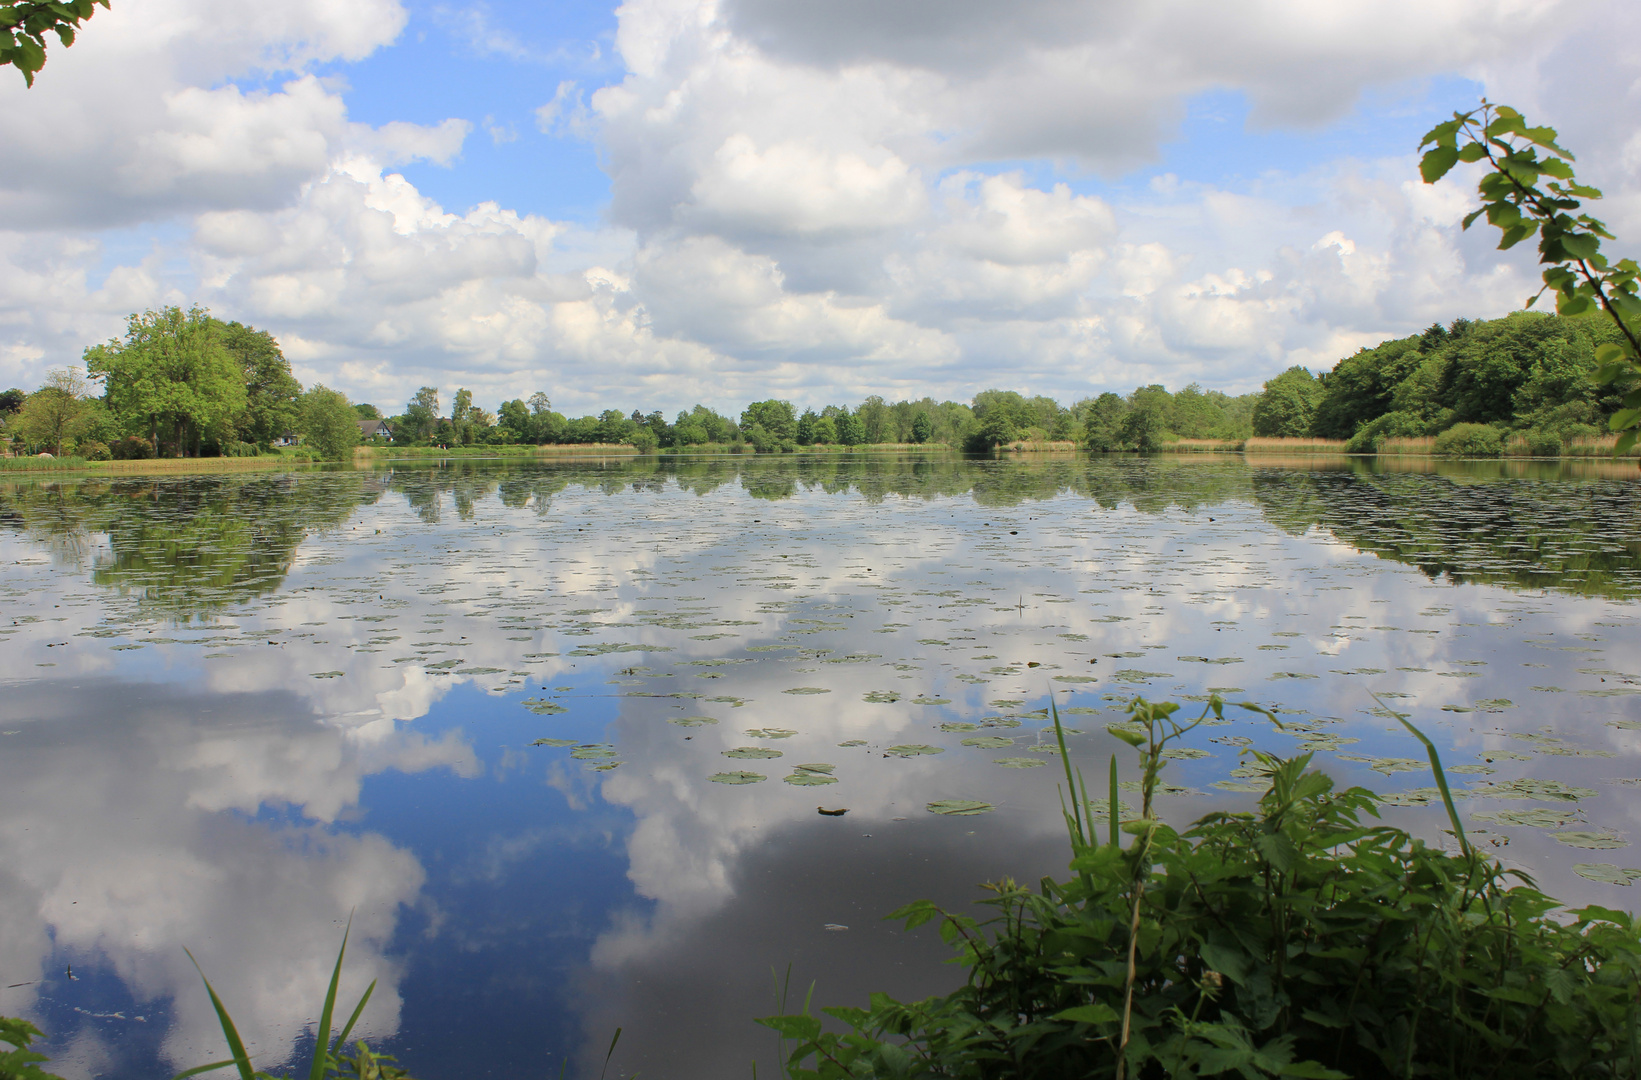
[742,400,798,441]
[12,369,91,455]
[910,412,932,444]
[1250,367,1321,437]
[85,306,248,457]
[299,386,361,461]
[1,0,107,87]
[1420,101,1641,454]
[1082,393,1128,452]
[1343,410,1440,453]
[762,697,1641,1080]
[78,438,110,460]
[1119,386,1171,452]
[0,1015,65,1079]
[1523,429,1564,457]
[222,323,301,449]
[1433,422,1504,457]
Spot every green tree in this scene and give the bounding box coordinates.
[352,403,382,420]
[1168,384,1226,437]
[400,386,440,443]
[14,368,90,454]
[497,398,532,441]
[857,395,890,444]
[2,0,108,87]
[740,399,797,440]
[910,412,932,444]
[221,321,300,448]
[1251,366,1321,437]
[299,385,361,461]
[1082,392,1128,452]
[1121,385,1172,451]
[0,388,23,415]
[973,411,1016,449]
[85,306,246,457]
[810,415,837,444]
[835,408,865,446]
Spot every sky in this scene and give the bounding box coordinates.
[2,0,1640,418]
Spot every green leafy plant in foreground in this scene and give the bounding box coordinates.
[1419,101,1641,455]
[759,695,1641,1078]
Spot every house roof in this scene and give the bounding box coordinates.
[356,418,392,435]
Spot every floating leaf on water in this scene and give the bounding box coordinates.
[1610,721,1641,730]
[1529,686,1567,693]
[745,727,797,739]
[910,697,950,705]
[530,738,577,747]
[1446,764,1495,775]
[979,717,1023,729]
[884,744,945,758]
[784,772,837,786]
[709,771,766,785]
[669,715,718,727]
[917,639,949,645]
[1052,675,1099,683]
[1377,788,1449,807]
[570,744,619,760]
[863,690,901,703]
[1441,705,1474,714]
[1573,863,1641,885]
[1268,672,1318,681]
[1554,830,1628,850]
[707,696,750,707]
[784,687,831,695]
[938,722,978,732]
[837,739,868,747]
[1161,747,1212,759]
[586,761,623,772]
[1468,779,1596,802]
[993,757,1047,768]
[310,670,345,679]
[1474,808,1584,828]
[961,736,1015,749]
[724,746,783,759]
[1062,707,1100,715]
[927,799,993,816]
[1111,669,1171,683]
[791,762,835,774]
[1580,688,1641,698]
[523,699,568,715]
[1213,780,1270,793]
[457,667,506,675]
[1475,698,1515,711]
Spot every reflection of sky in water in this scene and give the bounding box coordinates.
[0,457,1638,1079]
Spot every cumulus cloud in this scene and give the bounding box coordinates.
[2,0,1639,411]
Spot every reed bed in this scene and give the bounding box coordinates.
[1159,438,1242,453]
[1240,436,1350,454]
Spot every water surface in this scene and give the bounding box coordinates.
[2,453,1638,1078]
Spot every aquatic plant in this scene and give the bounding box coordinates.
[759,696,1641,1078]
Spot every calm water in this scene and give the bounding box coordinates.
[2,453,1639,1079]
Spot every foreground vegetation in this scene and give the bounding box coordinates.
[761,698,1641,1079]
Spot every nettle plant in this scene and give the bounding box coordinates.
[1419,101,1641,455]
[760,696,1641,1079]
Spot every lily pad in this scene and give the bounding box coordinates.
[938,722,979,733]
[910,697,950,706]
[724,746,784,759]
[784,687,831,695]
[926,799,994,816]
[1469,779,1597,802]
[570,745,618,760]
[310,670,345,679]
[523,699,568,715]
[993,757,1047,768]
[1554,830,1628,850]
[961,736,1015,749]
[668,715,718,727]
[709,771,766,785]
[884,744,945,758]
[1573,863,1641,885]
[783,763,838,786]
[837,739,868,747]
[863,691,901,703]
[530,738,577,748]
[745,727,798,739]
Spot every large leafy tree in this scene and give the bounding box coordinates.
[299,385,360,460]
[84,306,246,457]
[1251,366,1321,437]
[220,321,300,447]
[740,399,796,440]
[2,0,108,87]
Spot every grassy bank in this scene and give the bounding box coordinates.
[362,442,642,459]
[0,454,321,475]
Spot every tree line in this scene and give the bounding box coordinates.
[0,304,1624,461]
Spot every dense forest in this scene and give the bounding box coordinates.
[0,305,1626,460]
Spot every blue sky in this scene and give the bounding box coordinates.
[0,0,1635,415]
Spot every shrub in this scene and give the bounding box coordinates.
[764,698,1641,1080]
[1433,422,1503,457]
[1524,428,1563,457]
[77,440,111,461]
[1344,409,1435,453]
[110,435,155,460]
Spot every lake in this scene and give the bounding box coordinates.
[2,452,1639,1079]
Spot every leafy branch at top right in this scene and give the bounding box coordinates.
[1421,101,1641,454]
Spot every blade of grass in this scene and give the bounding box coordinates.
[1108,754,1119,848]
[170,1060,237,1079]
[1049,697,1085,846]
[330,979,376,1054]
[600,1027,623,1080]
[180,949,259,1080]
[1378,695,1471,858]
[308,915,353,1080]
